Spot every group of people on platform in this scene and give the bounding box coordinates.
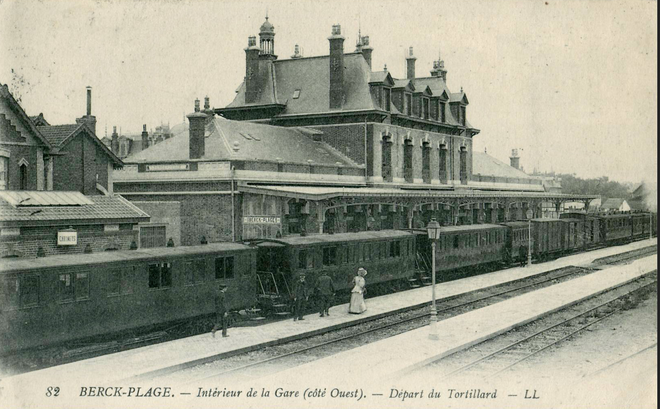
[212,267,369,337]
[292,267,368,320]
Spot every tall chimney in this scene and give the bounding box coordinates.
[86,86,92,116]
[76,86,97,135]
[361,36,373,69]
[245,36,261,104]
[111,126,119,154]
[328,24,345,109]
[406,47,416,80]
[141,124,149,150]
[188,100,207,159]
[510,149,520,170]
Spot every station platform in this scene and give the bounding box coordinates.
[250,254,657,389]
[4,239,656,391]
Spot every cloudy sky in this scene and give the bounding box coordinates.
[0,0,656,184]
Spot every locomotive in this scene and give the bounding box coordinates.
[0,211,655,356]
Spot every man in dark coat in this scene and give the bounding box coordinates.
[212,285,228,338]
[315,272,335,317]
[292,274,309,321]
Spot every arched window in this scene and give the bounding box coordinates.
[422,141,431,184]
[438,144,448,184]
[459,146,468,185]
[19,163,28,190]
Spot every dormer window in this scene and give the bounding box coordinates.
[460,106,466,126]
[423,98,430,120]
[405,94,412,116]
[293,89,301,99]
[384,88,391,112]
[440,102,446,123]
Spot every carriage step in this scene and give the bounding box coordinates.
[245,308,262,314]
[409,284,422,288]
[272,303,289,308]
[250,316,267,321]
[274,311,292,316]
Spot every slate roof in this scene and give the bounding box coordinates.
[472,152,534,179]
[125,116,359,167]
[0,192,150,226]
[37,123,123,165]
[37,124,82,146]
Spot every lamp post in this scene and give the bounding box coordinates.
[426,218,441,340]
[526,209,533,267]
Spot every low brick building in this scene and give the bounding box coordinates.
[0,191,149,258]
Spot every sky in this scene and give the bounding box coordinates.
[0,0,656,184]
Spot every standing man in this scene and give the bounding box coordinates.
[292,274,309,321]
[315,271,335,317]
[212,284,229,338]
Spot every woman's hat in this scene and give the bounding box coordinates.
[358,268,368,276]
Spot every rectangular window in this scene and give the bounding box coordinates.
[140,225,167,248]
[75,272,90,300]
[293,89,301,99]
[108,269,121,294]
[343,246,349,264]
[0,157,7,190]
[454,235,459,249]
[149,263,172,288]
[1,276,19,309]
[406,94,412,116]
[298,250,307,269]
[59,273,74,301]
[148,264,160,288]
[323,247,338,266]
[21,275,40,307]
[215,257,235,279]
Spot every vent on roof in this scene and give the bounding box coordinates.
[293,90,301,99]
[239,132,253,140]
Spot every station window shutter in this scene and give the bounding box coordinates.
[140,226,167,248]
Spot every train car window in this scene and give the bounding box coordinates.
[215,257,235,279]
[453,235,459,249]
[298,250,307,269]
[323,247,338,266]
[0,276,19,309]
[161,263,172,287]
[195,259,206,282]
[343,246,349,264]
[59,273,74,301]
[148,264,160,288]
[21,275,40,307]
[108,269,122,294]
[75,273,90,300]
[395,241,401,257]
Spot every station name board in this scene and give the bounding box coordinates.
[57,230,78,246]
[243,216,281,225]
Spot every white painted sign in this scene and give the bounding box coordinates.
[243,216,281,224]
[146,163,189,172]
[57,230,78,246]
[104,224,120,232]
[1,227,20,236]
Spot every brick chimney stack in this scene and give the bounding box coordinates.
[360,36,373,69]
[111,126,119,154]
[141,124,149,150]
[245,36,261,104]
[328,24,345,109]
[510,149,520,170]
[406,47,416,80]
[76,86,97,135]
[188,99,207,159]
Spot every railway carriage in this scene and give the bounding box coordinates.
[0,243,257,355]
[252,231,417,294]
[560,211,602,247]
[412,224,508,275]
[500,222,531,264]
[530,219,564,258]
[560,218,583,251]
[600,213,635,243]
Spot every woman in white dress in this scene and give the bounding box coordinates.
[349,268,367,314]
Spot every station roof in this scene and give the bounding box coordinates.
[238,184,598,202]
[0,192,150,227]
[124,116,359,168]
[472,152,533,180]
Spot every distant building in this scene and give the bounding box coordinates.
[101,123,175,159]
[34,87,123,195]
[600,198,631,213]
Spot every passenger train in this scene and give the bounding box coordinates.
[0,211,655,355]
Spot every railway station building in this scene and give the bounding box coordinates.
[114,19,595,246]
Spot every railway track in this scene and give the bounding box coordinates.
[420,272,657,382]
[592,245,657,266]
[156,265,601,385]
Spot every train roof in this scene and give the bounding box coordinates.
[254,230,414,247]
[530,218,562,223]
[410,223,505,235]
[500,222,530,228]
[0,242,253,273]
[560,218,581,223]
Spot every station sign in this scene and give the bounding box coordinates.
[57,229,78,246]
[243,216,281,225]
